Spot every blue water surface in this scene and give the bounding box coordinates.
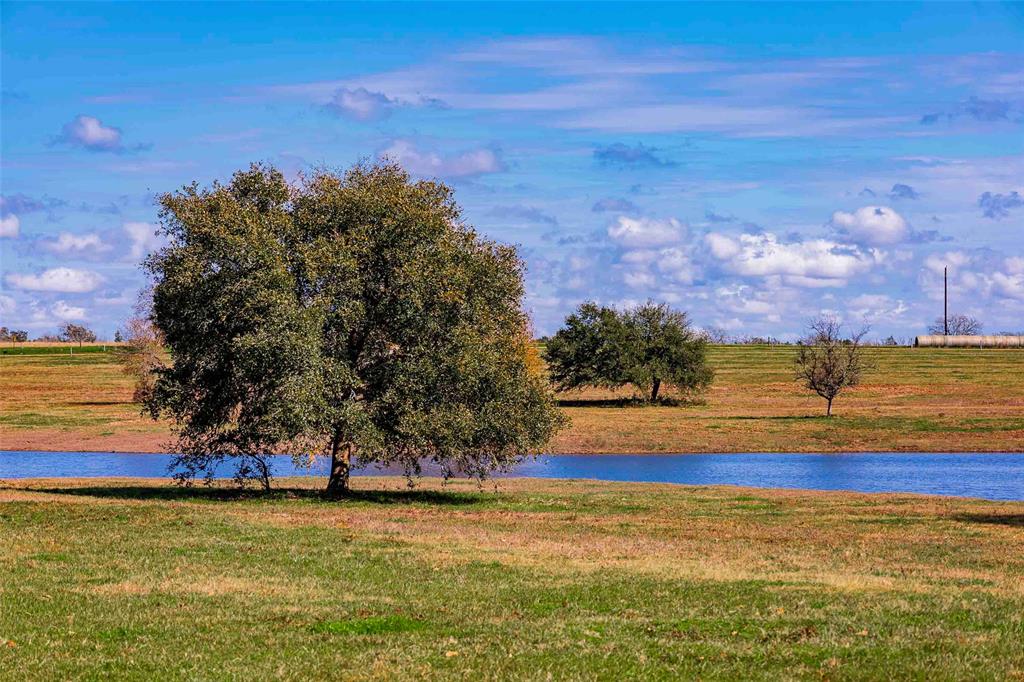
[2,451,1022,501]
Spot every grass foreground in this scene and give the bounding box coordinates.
[2,344,1022,453]
[2,476,1023,680]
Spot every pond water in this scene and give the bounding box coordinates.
[2,451,1023,501]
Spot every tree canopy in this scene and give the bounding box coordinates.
[146,162,565,492]
[544,301,713,402]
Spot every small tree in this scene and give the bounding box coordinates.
[146,162,565,492]
[795,316,871,416]
[58,323,97,346]
[545,301,712,402]
[116,316,165,403]
[927,314,982,336]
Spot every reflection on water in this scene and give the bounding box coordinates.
[1,451,1022,501]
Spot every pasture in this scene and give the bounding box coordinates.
[2,477,1023,680]
[1,345,1021,454]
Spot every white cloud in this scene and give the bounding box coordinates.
[923,250,971,276]
[43,231,111,254]
[992,257,1024,301]
[847,294,908,323]
[379,139,504,178]
[0,294,15,316]
[607,216,684,247]
[655,247,697,284]
[325,87,396,121]
[705,232,881,286]
[51,300,87,321]
[705,232,741,259]
[0,214,19,238]
[124,222,164,260]
[56,115,124,152]
[6,267,104,293]
[829,206,908,245]
[622,270,656,289]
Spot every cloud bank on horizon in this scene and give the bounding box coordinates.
[1,3,1022,339]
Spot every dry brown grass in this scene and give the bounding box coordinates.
[2,345,1022,453]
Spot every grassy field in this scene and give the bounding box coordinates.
[1,345,1021,453]
[1,476,1022,680]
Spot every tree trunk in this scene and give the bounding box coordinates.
[826,397,833,417]
[650,377,661,403]
[326,429,351,496]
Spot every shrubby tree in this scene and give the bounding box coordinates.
[927,314,982,336]
[795,316,872,416]
[146,162,564,493]
[116,317,165,403]
[59,323,96,346]
[545,301,713,402]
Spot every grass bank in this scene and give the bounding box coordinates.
[1,477,1022,680]
[1,345,1021,453]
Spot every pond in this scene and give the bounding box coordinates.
[2,451,1023,501]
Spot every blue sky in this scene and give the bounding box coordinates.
[2,2,1023,339]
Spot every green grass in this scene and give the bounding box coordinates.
[0,345,116,356]
[2,477,1023,680]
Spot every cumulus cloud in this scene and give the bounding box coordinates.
[607,216,684,247]
[593,142,673,168]
[487,205,557,225]
[592,198,639,213]
[978,191,1023,219]
[705,232,881,286]
[847,294,908,323]
[0,214,19,238]
[53,115,146,153]
[324,87,397,121]
[124,222,165,260]
[43,232,111,254]
[6,267,104,293]
[829,206,908,245]
[888,183,919,200]
[921,251,1024,304]
[51,300,87,321]
[379,139,505,178]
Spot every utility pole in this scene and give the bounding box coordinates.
[944,266,948,336]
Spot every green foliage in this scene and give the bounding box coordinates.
[545,301,713,401]
[145,161,565,490]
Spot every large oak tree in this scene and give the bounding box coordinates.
[146,162,564,493]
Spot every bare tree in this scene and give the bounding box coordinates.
[58,323,97,346]
[927,313,982,336]
[116,289,165,403]
[795,316,872,417]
